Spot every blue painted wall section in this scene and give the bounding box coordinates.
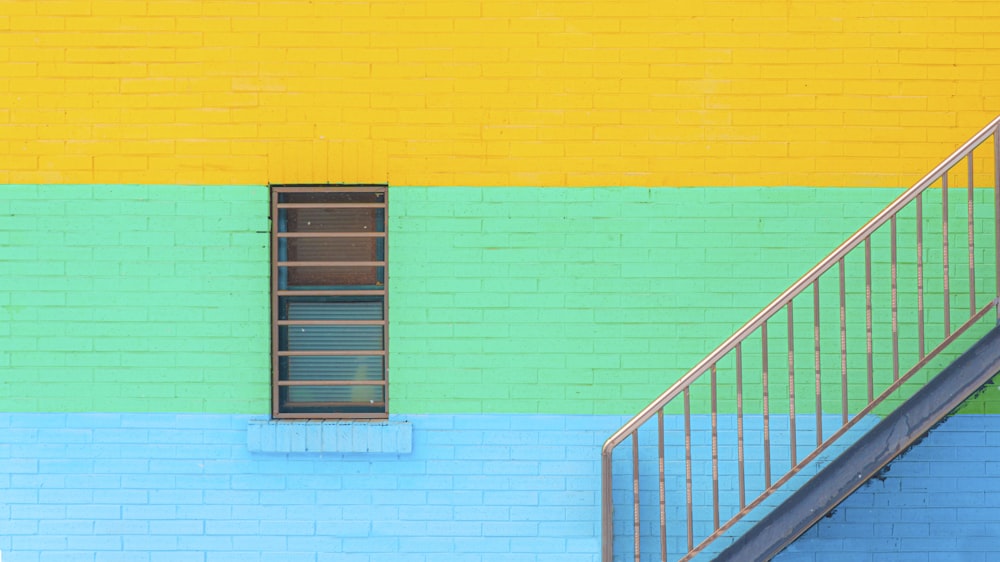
[3,413,999,560]
[0,413,626,562]
[775,414,1000,562]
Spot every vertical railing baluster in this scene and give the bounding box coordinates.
[839,258,848,425]
[891,216,899,382]
[762,321,771,488]
[711,365,720,531]
[917,193,925,358]
[865,237,874,403]
[787,303,797,466]
[994,126,1000,311]
[813,280,823,446]
[943,172,951,336]
[658,409,666,562]
[968,153,976,314]
[632,430,640,562]
[684,388,693,552]
[736,343,746,510]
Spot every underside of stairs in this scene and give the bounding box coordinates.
[716,322,1000,561]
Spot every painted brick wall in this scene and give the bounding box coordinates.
[1,0,998,186]
[0,184,269,413]
[390,186,998,414]
[5,184,998,415]
[0,412,624,562]
[775,413,1000,562]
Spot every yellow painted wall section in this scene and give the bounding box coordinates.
[2,1,999,186]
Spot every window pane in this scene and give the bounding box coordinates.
[281,325,383,351]
[281,266,384,288]
[280,208,383,234]
[280,299,383,321]
[280,385,385,415]
[278,191,384,205]
[284,237,382,261]
[279,356,384,382]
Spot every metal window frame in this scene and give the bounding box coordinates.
[270,183,389,420]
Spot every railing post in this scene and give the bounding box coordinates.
[601,445,614,562]
[994,124,1000,321]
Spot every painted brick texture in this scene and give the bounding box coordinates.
[1,1,998,186]
[775,414,1000,562]
[0,184,269,413]
[389,186,999,415]
[0,412,623,562]
[4,184,999,415]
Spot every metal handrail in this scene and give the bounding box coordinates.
[601,115,1000,561]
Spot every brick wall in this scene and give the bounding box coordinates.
[0,184,269,413]
[1,1,997,186]
[776,414,1000,562]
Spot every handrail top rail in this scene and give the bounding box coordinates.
[603,114,1000,455]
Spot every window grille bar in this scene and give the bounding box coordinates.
[277,320,385,326]
[277,350,387,357]
[277,380,387,387]
[271,184,387,191]
[277,232,386,238]
[278,261,386,267]
[277,289,385,296]
[277,203,386,209]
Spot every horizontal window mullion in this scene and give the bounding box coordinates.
[272,185,386,193]
[276,203,385,209]
[277,232,386,238]
[277,350,387,357]
[277,380,386,387]
[274,411,388,420]
[276,290,385,296]
[278,261,385,267]
[277,319,385,326]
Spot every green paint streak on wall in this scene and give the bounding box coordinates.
[0,185,270,413]
[388,186,1000,415]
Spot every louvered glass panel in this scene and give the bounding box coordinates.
[281,385,385,415]
[279,356,384,382]
[281,298,383,320]
[281,325,383,351]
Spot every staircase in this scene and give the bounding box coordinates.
[601,116,1000,562]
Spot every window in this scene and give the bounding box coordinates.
[271,184,388,419]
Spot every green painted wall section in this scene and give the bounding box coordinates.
[0,185,270,413]
[3,184,999,416]
[388,186,999,415]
